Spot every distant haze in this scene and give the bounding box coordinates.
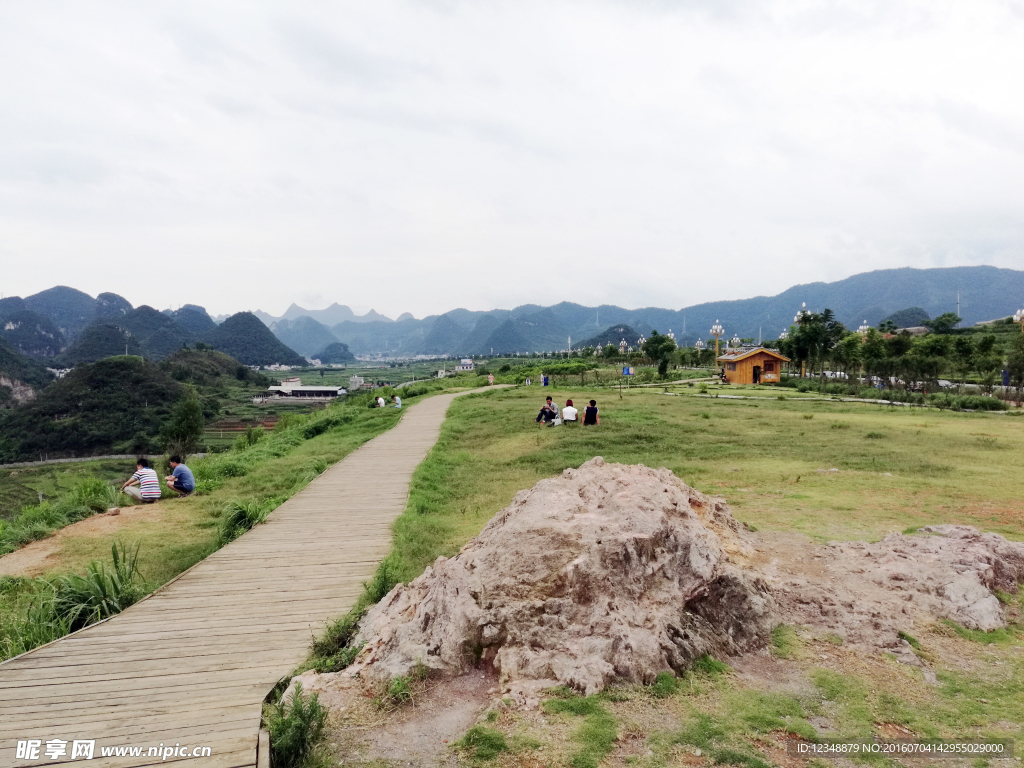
[2,2,1023,317]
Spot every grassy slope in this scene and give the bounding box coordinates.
[356,384,1023,763]
[0,380,485,659]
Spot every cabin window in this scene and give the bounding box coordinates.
[726,363,737,371]
[764,362,775,372]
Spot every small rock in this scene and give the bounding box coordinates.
[106,508,120,516]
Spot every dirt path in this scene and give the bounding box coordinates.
[0,504,167,578]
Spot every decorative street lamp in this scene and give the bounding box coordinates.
[619,338,627,355]
[730,334,742,349]
[779,330,789,341]
[667,329,675,342]
[858,320,870,335]
[794,303,811,377]
[1015,306,1024,333]
[710,320,724,360]
[794,302,811,324]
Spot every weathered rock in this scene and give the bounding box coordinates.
[769,524,1024,649]
[344,457,776,695]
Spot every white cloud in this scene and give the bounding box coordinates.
[1,0,1022,317]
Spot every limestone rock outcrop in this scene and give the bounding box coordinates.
[345,457,776,695]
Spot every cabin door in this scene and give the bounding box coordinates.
[752,365,761,384]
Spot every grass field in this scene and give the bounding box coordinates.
[384,386,1023,587]
[327,384,1024,765]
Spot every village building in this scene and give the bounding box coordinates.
[716,347,790,385]
[456,358,474,371]
[264,377,346,400]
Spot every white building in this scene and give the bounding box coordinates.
[349,375,365,390]
[456,358,474,371]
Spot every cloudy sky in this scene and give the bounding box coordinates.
[1,1,1022,319]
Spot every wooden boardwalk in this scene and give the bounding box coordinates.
[0,389,490,768]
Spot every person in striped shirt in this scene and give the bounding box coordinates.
[121,458,161,503]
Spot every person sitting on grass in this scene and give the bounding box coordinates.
[535,396,559,424]
[121,458,161,504]
[583,399,600,426]
[562,399,578,423]
[392,395,402,408]
[165,455,196,497]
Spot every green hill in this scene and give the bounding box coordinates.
[118,306,196,359]
[0,338,53,408]
[880,307,930,329]
[95,292,133,319]
[23,286,102,340]
[53,324,142,366]
[0,310,65,359]
[312,342,356,364]
[166,305,217,334]
[159,348,267,386]
[271,316,339,357]
[420,314,467,355]
[0,356,184,462]
[480,319,529,355]
[202,312,306,366]
[578,324,642,349]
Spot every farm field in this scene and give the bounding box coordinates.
[318,384,1024,766]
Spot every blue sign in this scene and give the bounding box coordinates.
[622,366,634,376]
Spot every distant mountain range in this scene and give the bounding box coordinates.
[3,267,1022,370]
[252,266,1024,357]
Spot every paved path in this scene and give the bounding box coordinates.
[0,388,496,768]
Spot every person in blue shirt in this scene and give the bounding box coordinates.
[165,455,196,496]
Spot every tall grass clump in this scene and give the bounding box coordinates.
[48,541,145,631]
[264,682,328,768]
[1,542,145,661]
[219,498,276,545]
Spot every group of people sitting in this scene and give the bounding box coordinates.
[535,397,600,426]
[120,455,196,503]
[374,395,402,408]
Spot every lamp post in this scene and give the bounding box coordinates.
[730,334,742,349]
[1015,307,1024,333]
[794,302,811,377]
[858,320,870,336]
[710,321,724,361]
[695,338,705,368]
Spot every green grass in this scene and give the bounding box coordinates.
[455,726,510,761]
[543,690,617,768]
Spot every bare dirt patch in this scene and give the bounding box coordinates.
[0,504,165,577]
[318,672,495,767]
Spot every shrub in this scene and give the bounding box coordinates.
[265,683,327,768]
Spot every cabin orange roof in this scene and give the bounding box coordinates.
[716,347,791,363]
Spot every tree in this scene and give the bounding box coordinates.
[160,385,205,459]
[923,312,961,334]
[641,330,677,361]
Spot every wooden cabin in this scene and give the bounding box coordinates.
[716,347,790,385]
